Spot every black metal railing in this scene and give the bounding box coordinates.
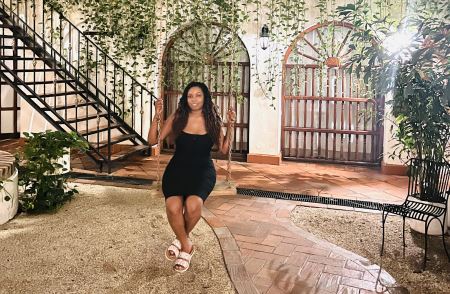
[0,0,157,170]
[0,0,157,132]
[0,59,116,165]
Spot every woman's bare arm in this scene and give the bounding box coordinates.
[219,124,234,155]
[219,108,236,155]
[148,114,174,146]
[148,99,174,145]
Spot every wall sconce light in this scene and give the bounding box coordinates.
[260,24,269,50]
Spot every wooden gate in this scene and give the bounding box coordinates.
[282,22,383,164]
[162,23,250,160]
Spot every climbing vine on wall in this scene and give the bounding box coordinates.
[162,0,252,102]
[45,0,255,94]
[43,0,403,107]
[252,0,309,107]
[252,0,400,107]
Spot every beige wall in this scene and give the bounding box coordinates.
[0,87,17,134]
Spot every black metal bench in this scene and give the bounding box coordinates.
[380,158,450,270]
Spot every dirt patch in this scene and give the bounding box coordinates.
[0,184,235,294]
[290,206,450,294]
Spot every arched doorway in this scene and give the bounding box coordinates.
[161,22,250,160]
[282,22,383,164]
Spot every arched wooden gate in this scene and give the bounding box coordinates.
[161,22,250,160]
[282,22,383,164]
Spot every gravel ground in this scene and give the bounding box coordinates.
[0,184,235,294]
[290,206,450,294]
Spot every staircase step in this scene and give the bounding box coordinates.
[0,56,54,61]
[0,28,33,40]
[9,68,63,72]
[0,24,14,29]
[0,45,33,50]
[32,90,85,98]
[88,144,148,162]
[0,34,32,40]
[53,100,98,110]
[25,79,76,85]
[90,134,137,149]
[62,111,108,124]
[11,68,63,72]
[78,123,121,136]
[109,145,148,161]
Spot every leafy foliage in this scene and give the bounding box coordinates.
[17,131,89,212]
[43,0,408,109]
[337,0,450,162]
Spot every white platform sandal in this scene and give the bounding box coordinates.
[165,239,181,261]
[174,246,195,273]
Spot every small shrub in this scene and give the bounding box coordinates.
[17,131,88,212]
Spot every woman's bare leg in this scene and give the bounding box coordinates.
[184,195,203,237]
[165,196,191,253]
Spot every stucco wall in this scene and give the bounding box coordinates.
[0,87,18,134]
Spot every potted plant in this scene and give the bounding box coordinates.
[0,165,19,225]
[337,0,450,233]
[337,0,449,160]
[17,131,89,212]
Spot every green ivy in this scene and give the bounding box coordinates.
[44,0,406,108]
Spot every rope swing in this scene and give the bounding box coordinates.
[149,101,237,197]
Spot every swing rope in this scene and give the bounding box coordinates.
[226,105,234,183]
[226,0,237,184]
[155,110,162,188]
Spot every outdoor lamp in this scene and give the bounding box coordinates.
[260,24,269,50]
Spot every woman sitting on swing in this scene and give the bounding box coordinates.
[148,81,236,273]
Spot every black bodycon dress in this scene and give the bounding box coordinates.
[162,131,216,201]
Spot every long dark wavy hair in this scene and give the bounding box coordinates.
[171,81,222,146]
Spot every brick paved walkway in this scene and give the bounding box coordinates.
[202,195,396,294]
